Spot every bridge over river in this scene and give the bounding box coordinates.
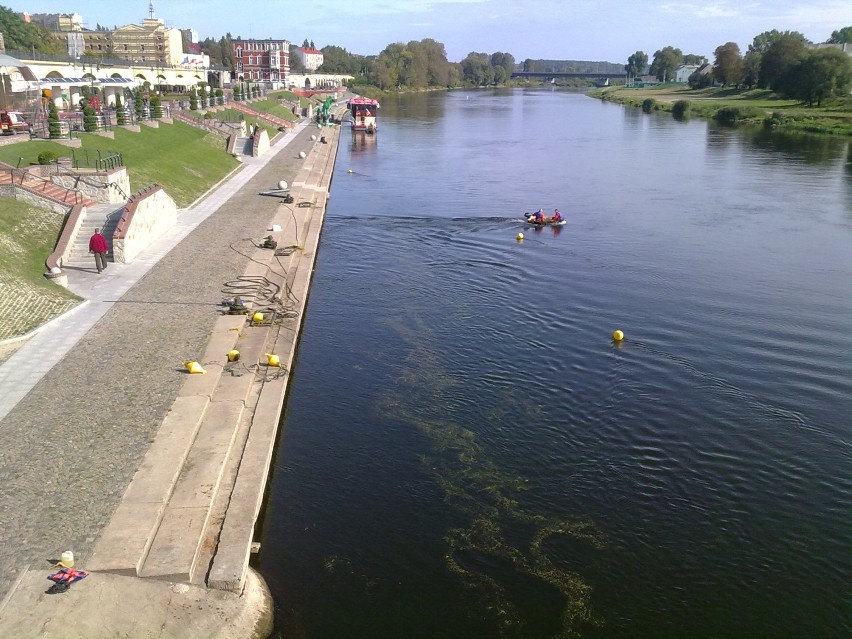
[512,70,627,80]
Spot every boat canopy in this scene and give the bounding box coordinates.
[347,97,380,109]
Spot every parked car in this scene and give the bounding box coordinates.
[0,111,32,135]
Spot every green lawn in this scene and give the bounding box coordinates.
[0,121,240,208]
[591,85,852,135]
[0,199,79,339]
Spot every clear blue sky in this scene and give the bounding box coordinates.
[19,0,852,63]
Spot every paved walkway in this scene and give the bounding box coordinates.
[0,120,318,605]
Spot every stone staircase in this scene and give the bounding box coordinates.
[65,203,125,266]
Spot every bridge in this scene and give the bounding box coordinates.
[511,71,627,79]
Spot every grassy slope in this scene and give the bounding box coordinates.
[0,198,79,339]
[0,122,240,208]
[591,85,852,135]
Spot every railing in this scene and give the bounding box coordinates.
[2,165,85,205]
[69,149,124,170]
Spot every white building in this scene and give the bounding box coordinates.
[674,64,699,83]
[295,47,324,71]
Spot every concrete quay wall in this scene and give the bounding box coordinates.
[0,116,346,638]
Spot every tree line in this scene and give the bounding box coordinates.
[625,26,852,106]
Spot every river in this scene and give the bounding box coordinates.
[257,89,852,639]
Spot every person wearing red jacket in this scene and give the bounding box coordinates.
[88,229,109,273]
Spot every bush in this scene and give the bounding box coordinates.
[672,100,690,120]
[688,71,713,89]
[37,150,59,165]
[641,98,656,113]
[47,102,62,139]
[115,96,128,125]
[149,95,163,118]
[215,88,224,106]
[713,105,763,125]
[82,105,98,132]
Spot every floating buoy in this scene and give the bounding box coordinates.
[347,169,353,174]
[612,329,625,342]
[516,232,524,241]
[185,360,206,374]
[252,312,264,324]
[227,349,240,362]
[265,352,281,367]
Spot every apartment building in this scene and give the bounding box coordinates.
[233,38,290,86]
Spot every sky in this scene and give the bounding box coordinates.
[18,0,852,63]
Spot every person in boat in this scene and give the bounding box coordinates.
[528,209,545,223]
[550,209,562,223]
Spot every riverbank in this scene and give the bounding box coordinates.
[591,85,852,136]
[0,112,343,637]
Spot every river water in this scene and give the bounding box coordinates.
[257,89,852,639]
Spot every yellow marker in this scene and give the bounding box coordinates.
[265,353,281,367]
[185,361,206,374]
[227,349,240,362]
[516,232,524,241]
[252,312,264,324]
[612,330,625,342]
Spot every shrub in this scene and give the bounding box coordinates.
[641,98,656,113]
[115,96,128,125]
[189,89,198,110]
[672,100,690,120]
[47,102,62,139]
[714,105,763,125]
[215,88,224,106]
[149,94,163,118]
[37,150,59,165]
[83,105,98,132]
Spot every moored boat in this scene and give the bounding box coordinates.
[348,97,380,133]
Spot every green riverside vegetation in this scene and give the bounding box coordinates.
[0,199,79,340]
[590,85,852,136]
[0,122,240,208]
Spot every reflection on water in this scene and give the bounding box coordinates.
[350,132,377,153]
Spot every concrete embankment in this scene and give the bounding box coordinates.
[0,115,344,637]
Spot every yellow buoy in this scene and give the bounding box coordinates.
[252,312,264,324]
[612,329,625,342]
[227,349,240,362]
[265,353,281,367]
[185,360,206,374]
[347,169,353,174]
[516,232,524,241]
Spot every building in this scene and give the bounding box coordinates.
[25,12,84,31]
[295,46,324,71]
[674,64,699,83]
[111,18,183,66]
[233,38,290,86]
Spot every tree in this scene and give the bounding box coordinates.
[759,34,808,90]
[288,44,306,72]
[749,30,806,56]
[460,52,495,85]
[650,46,683,82]
[625,51,648,78]
[688,71,712,89]
[827,26,852,44]
[742,50,761,88]
[783,48,852,105]
[713,42,744,86]
[683,54,706,65]
[0,6,63,54]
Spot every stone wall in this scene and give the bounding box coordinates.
[112,186,178,263]
[49,167,131,204]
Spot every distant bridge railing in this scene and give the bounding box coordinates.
[511,71,627,79]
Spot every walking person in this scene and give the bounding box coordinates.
[89,228,109,273]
